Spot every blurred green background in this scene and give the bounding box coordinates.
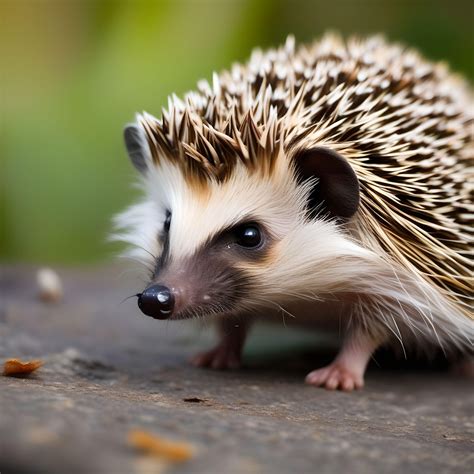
[1,0,473,264]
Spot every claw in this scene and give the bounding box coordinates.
[306,362,364,391]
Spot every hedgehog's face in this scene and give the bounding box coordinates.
[115,124,360,320]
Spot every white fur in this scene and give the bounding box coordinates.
[111,198,163,266]
[244,221,474,351]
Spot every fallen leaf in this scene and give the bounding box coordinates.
[128,430,194,462]
[3,358,43,376]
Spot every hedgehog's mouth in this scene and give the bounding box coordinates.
[171,274,254,321]
[170,300,241,321]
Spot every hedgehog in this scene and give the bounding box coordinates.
[113,34,473,390]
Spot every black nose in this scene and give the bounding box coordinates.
[137,285,175,320]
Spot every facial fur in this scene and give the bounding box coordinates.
[114,151,315,318]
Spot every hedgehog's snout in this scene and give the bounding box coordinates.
[137,284,175,320]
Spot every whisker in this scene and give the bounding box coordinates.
[118,293,142,306]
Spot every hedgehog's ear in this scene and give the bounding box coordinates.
[294,147,359,219]
[123,124,151,174]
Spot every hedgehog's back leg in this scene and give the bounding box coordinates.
[305,328,384,391]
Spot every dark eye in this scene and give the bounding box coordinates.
[235,225,262,248]
[164,210,171,233]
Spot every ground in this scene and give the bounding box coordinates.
[1,265,473,474]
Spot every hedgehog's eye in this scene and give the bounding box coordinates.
[235,225,262,249]
[164,210,171,233]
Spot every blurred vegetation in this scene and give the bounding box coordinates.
[1,0,473,264]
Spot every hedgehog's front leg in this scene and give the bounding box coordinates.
[305,329,382,391]
[191,319,249,370]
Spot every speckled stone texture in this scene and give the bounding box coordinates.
[1,265,473,474]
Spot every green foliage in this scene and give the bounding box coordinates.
[1,0,472,263]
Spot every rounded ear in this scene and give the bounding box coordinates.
[294,147,360,219]
[123,124,151,174]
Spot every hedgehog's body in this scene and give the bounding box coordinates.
[115,35,473,390]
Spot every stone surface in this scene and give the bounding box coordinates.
[1,264,473,474]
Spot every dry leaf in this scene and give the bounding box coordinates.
[128,429,194,462]
[3,358,43,376]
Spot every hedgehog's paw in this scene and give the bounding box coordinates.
[305,362,365,391]
[191,344,241,370]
